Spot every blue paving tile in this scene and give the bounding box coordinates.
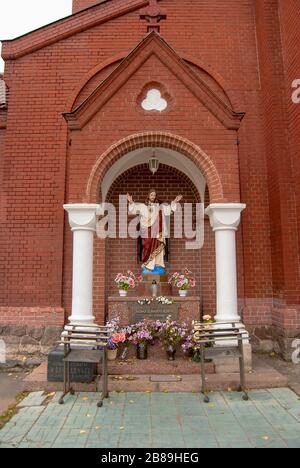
[17,392,47,408]
[1,389,300,448]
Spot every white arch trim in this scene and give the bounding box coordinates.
[101,148,206,202]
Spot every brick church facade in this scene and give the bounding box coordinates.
[0,0,300,359]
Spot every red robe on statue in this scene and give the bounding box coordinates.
[141,209,164,267]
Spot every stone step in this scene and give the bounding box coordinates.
[107,355,215,375]
[22,361,288,394]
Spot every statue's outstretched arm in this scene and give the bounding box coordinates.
[163,195,183,215]
[127,194,144,215]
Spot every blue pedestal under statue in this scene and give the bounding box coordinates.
[140,266,171,295]
[142,265,166,276]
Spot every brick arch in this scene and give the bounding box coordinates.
[86,132,225,203]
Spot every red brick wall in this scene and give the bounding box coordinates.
[0,0,282,332]
[0,307,64,326]
[0,124,6,228]
[255,0,300,325]
[72,0,107,14]
[278,0,300,309]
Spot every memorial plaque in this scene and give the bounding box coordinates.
[47,347,97,383]
[128,303,180,324]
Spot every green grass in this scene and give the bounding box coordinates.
[0,392,29,430]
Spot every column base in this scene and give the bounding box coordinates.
[68,316,95,325]
[215,316,241,323]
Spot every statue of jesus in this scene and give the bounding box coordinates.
[127,190,183,275]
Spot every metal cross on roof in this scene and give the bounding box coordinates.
[140,0,167,34]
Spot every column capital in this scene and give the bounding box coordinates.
[64,204,100,232]
[205,203,246,232]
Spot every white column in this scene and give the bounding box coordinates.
[205,203,246,323]
[64,204,100,324]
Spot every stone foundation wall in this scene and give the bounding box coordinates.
[0,325,63,367]
[272,326,300,361]
[248,325,300,360]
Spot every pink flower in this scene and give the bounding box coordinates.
[112,333,126,344]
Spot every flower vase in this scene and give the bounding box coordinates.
[166,348,176,361]
[120,345,129,360]
[192,352,201,363]
[179,289,188,297]
[107,349,118,361]
[136,342,148,360]
[119,290,128,297]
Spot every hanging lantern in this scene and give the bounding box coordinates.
[149,150,160,175]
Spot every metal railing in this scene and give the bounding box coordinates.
[58,323,110,407]
[192,322,249,403]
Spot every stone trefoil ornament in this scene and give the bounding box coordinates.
[142,89,168,112]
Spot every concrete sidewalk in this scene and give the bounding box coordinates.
[0,373,25,414]
[1,389,300,448]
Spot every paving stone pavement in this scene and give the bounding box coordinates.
[1,389,300,448]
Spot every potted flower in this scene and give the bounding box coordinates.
[115,271,142,297]
[106,317,125,360]
[159,316,188,360]
[168,269,196,297]
[107,332,126,361]
[128,320,153,360]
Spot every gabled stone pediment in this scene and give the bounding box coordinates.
[64,32,244,130]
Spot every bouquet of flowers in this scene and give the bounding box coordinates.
[156,296,175,305]
[115,271,142,291]
[106,316,120,333]
[137,298,153,305]
[159,316,188,354]
[117,324,135,360]
[137,297,175,305]
[128,320,154,345]
[144,319,163,342]
[182,333,195,355]
[107,332,126,350]
[168,269,196,291]
[106,317,126,350]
